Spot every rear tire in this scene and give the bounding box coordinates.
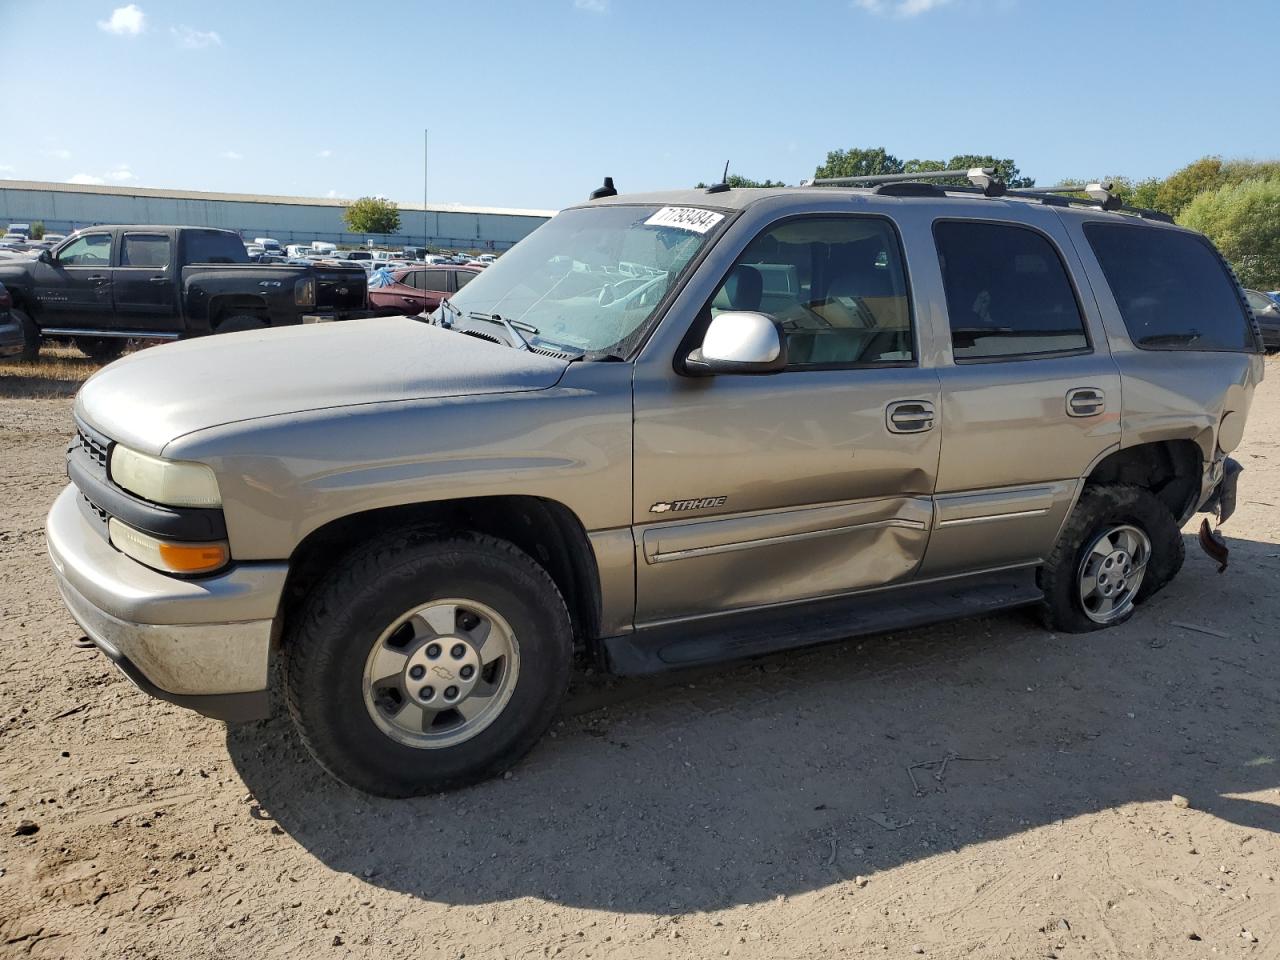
[74,337,127,363]
[282,530,573,797]
[1039,484,1183,633]
[13,308,39,362]
[216,314,268,333]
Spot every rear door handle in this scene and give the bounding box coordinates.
[1067,387,1106,417]
[886,400,935,434]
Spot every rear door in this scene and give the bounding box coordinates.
[114,232,181,332]
[918,213,1122,577]
[39,231,115,329]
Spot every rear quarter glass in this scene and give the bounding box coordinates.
[1083,223,1256,352]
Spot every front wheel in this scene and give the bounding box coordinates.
[13,308,39,362]
[74,336,127,363]
[1039,484,1183,633]
[282,531,573,797]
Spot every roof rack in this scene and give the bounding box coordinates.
[801,166,1173,223]
[802,167,1006,197]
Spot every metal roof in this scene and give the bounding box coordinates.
[0,179,557,219]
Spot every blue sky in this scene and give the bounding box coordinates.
[2,0,1278,211]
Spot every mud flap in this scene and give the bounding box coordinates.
[1197,457,1242,573]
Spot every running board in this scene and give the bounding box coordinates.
[603,568,1042,675]
[41,328,181,339]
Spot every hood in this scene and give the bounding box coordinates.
[76,317,571,455]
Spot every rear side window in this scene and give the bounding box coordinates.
[121,234,171,269]
[421,270,449,291]
[454,270,476,290]
[1084,223,1256,352]
[183,230,248,265]
[934,221,1089,361]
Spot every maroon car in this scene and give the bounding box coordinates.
[368,265,481,316]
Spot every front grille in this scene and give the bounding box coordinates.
[76,426,109,471]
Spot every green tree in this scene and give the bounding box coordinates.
[1153,157,1226,217]
[814,147,904,181]
[694,174,787,188]
[29,221,45,240]
[936,154,1035,189]
[343,196,401,235]
[1179,178,1280,290]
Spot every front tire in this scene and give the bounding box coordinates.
[282,530,573,797]
[13,308,39,362]
[74,336,127,363]
[1039,484,1183,633]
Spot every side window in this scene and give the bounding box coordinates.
[422,270,449,291]
[935,221,1089,361]
[121,234,171,269]
[708,216,914,368]
[454,270,476,291]
[57,233,112,266]
[400,271,422,290]
[1084,224,1256,352]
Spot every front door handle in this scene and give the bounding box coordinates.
[886,400,935,434]
[1067,387,1106,418]
[148,276,170,283]
[86,275,108,283]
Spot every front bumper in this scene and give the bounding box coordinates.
[46,484,287,721]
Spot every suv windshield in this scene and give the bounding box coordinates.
[442,204,727,356]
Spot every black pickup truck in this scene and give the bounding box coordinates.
[0,225,369,361]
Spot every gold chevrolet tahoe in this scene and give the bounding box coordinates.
[46,172,1263,796]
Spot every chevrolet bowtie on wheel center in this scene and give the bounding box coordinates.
[48,170,1263,796]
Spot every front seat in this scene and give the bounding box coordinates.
[712,265,764,313]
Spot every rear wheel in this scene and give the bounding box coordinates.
[282,530,573,797]
[74,336,127,363]
[1039,484,1183,633]
[13,308,39,362]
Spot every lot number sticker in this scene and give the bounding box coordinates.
[644,207,725,234]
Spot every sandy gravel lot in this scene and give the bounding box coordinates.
[1,359,1277,959]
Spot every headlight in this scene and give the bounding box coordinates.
[109,445,222,508]
[108,519,229,576]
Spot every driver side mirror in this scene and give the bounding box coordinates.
[38,248,54,265]
[684,311,787,376]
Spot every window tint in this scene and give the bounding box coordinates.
[399,270,422,290]
[708,216,914,367]
[935,221,1088,360]
[121,234,171,269]
[454,270,476,290]
[183,230,248,264]
[414,270,447,291]
[1084,223,1255,352]
[57,233,112,266]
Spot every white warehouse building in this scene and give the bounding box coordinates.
[0,180,555,252]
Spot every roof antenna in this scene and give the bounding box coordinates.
[705,160,732,194]
[589,176,617,200]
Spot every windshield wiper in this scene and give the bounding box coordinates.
[469,311,537,351]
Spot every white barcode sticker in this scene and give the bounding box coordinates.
[643,207,725,234]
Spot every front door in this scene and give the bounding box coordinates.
[113,232,181,332]
[632,214,941,626]
[37,231,114,329]
[919,215,1123,577]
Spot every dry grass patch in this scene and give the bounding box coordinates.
[0,343,111,399]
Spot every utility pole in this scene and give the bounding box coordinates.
[430,131,435,252]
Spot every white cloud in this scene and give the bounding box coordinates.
[68,173,106,185]
[98,4,145,35]
[220,150,243,161]
[574,0,608,12]
[45,148,72,160]
[171,25,221,48]
[317,149,333,158]
[106,166,135,182]
[325,189,343,199]
[853,0,951,16]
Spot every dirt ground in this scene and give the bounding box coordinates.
[1,358,1278,960]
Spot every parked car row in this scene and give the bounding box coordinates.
[0,225,371,361]
[1245,288,1280,351]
